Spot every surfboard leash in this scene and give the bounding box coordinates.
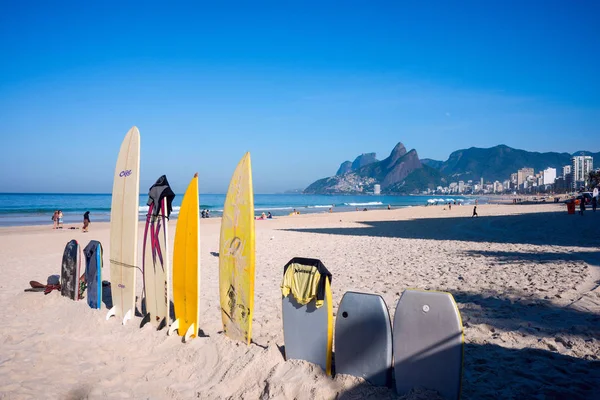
[109,259,142,274]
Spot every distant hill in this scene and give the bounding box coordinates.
[439,145,574,182]
[421,158,444,170]
[336,153,379,175]
[572,151,600,161]
[304,142,441,194]
[304,142,599,194]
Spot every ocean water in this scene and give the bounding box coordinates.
[0,193,475,227]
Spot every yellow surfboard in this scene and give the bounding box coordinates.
[169,173,200,342]
[219,153,255,344]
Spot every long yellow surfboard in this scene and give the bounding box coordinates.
[219,153,255,344]
[107,126,140,325]
[169,173,200,342]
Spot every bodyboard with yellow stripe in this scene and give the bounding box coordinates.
[281,257,333,376]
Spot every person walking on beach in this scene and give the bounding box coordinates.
[57,210,64,228]
[52,210,58,229]
[472,205,478,217]
[82,211,90,232]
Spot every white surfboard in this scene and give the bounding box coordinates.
[107,126,140,325]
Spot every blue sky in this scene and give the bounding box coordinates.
[1,1,598,193]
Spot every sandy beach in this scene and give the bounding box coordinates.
[0,203,599,399]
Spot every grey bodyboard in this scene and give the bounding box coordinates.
[335,291,392,386]
[282,293,330,373]
[393,289,463,400]
[60,240,80,300]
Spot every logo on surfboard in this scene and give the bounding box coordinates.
[119,170,132,177]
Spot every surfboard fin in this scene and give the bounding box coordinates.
[106,307,116,321]
[168,319,179,336]
[184,323,196,343]
[157,317,167,331]
[140,313,151,328]
[122,309,133,325]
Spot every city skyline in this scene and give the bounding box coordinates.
[431,154,595,195]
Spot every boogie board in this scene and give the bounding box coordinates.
[393,289,464,400]
[83,240,103,309]
[169,173,200,341]
[60,240,81,300]
[107,126,140,324]
[281,257,333,376]
[142,175,175,330]
[219,153,255,344]
[335,291,392,386]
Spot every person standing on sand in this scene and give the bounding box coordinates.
[579,199,585,215]
[82,211,90,232]
[57,210,64,228]
[52,210,58,229]
[472,206,478,217]
[592,196,597,212]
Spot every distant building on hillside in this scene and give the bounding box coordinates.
[518,168,534,187]
[458,181,465,193]
[373,184,381,195]
[572,155,593,189]
[543,167,556,185]
[554,176,568,192]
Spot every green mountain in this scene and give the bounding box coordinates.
[421,158,444,170]
[336,153,379,175]
[304,142,443,194]
[304,143,599,194]
[572,151,600,160]
[439,145,573,181]
[385,164,448,194]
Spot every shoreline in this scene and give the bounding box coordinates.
[0,198,567,229]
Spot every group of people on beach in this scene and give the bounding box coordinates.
[256,212,272,220]
[201,209,211,218]
[51,210,91,232]
[51,210,63,229]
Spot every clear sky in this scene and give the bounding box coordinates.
[1,1,598,193]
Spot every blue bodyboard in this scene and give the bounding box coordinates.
[84,241,103,309]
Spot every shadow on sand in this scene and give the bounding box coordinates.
[101,281,112,309]
[463,249,600,269]
[280,212,600,248]
[451,290,600,339]
[336,339,600,399]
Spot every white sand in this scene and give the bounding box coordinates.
[0,204,599,399]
